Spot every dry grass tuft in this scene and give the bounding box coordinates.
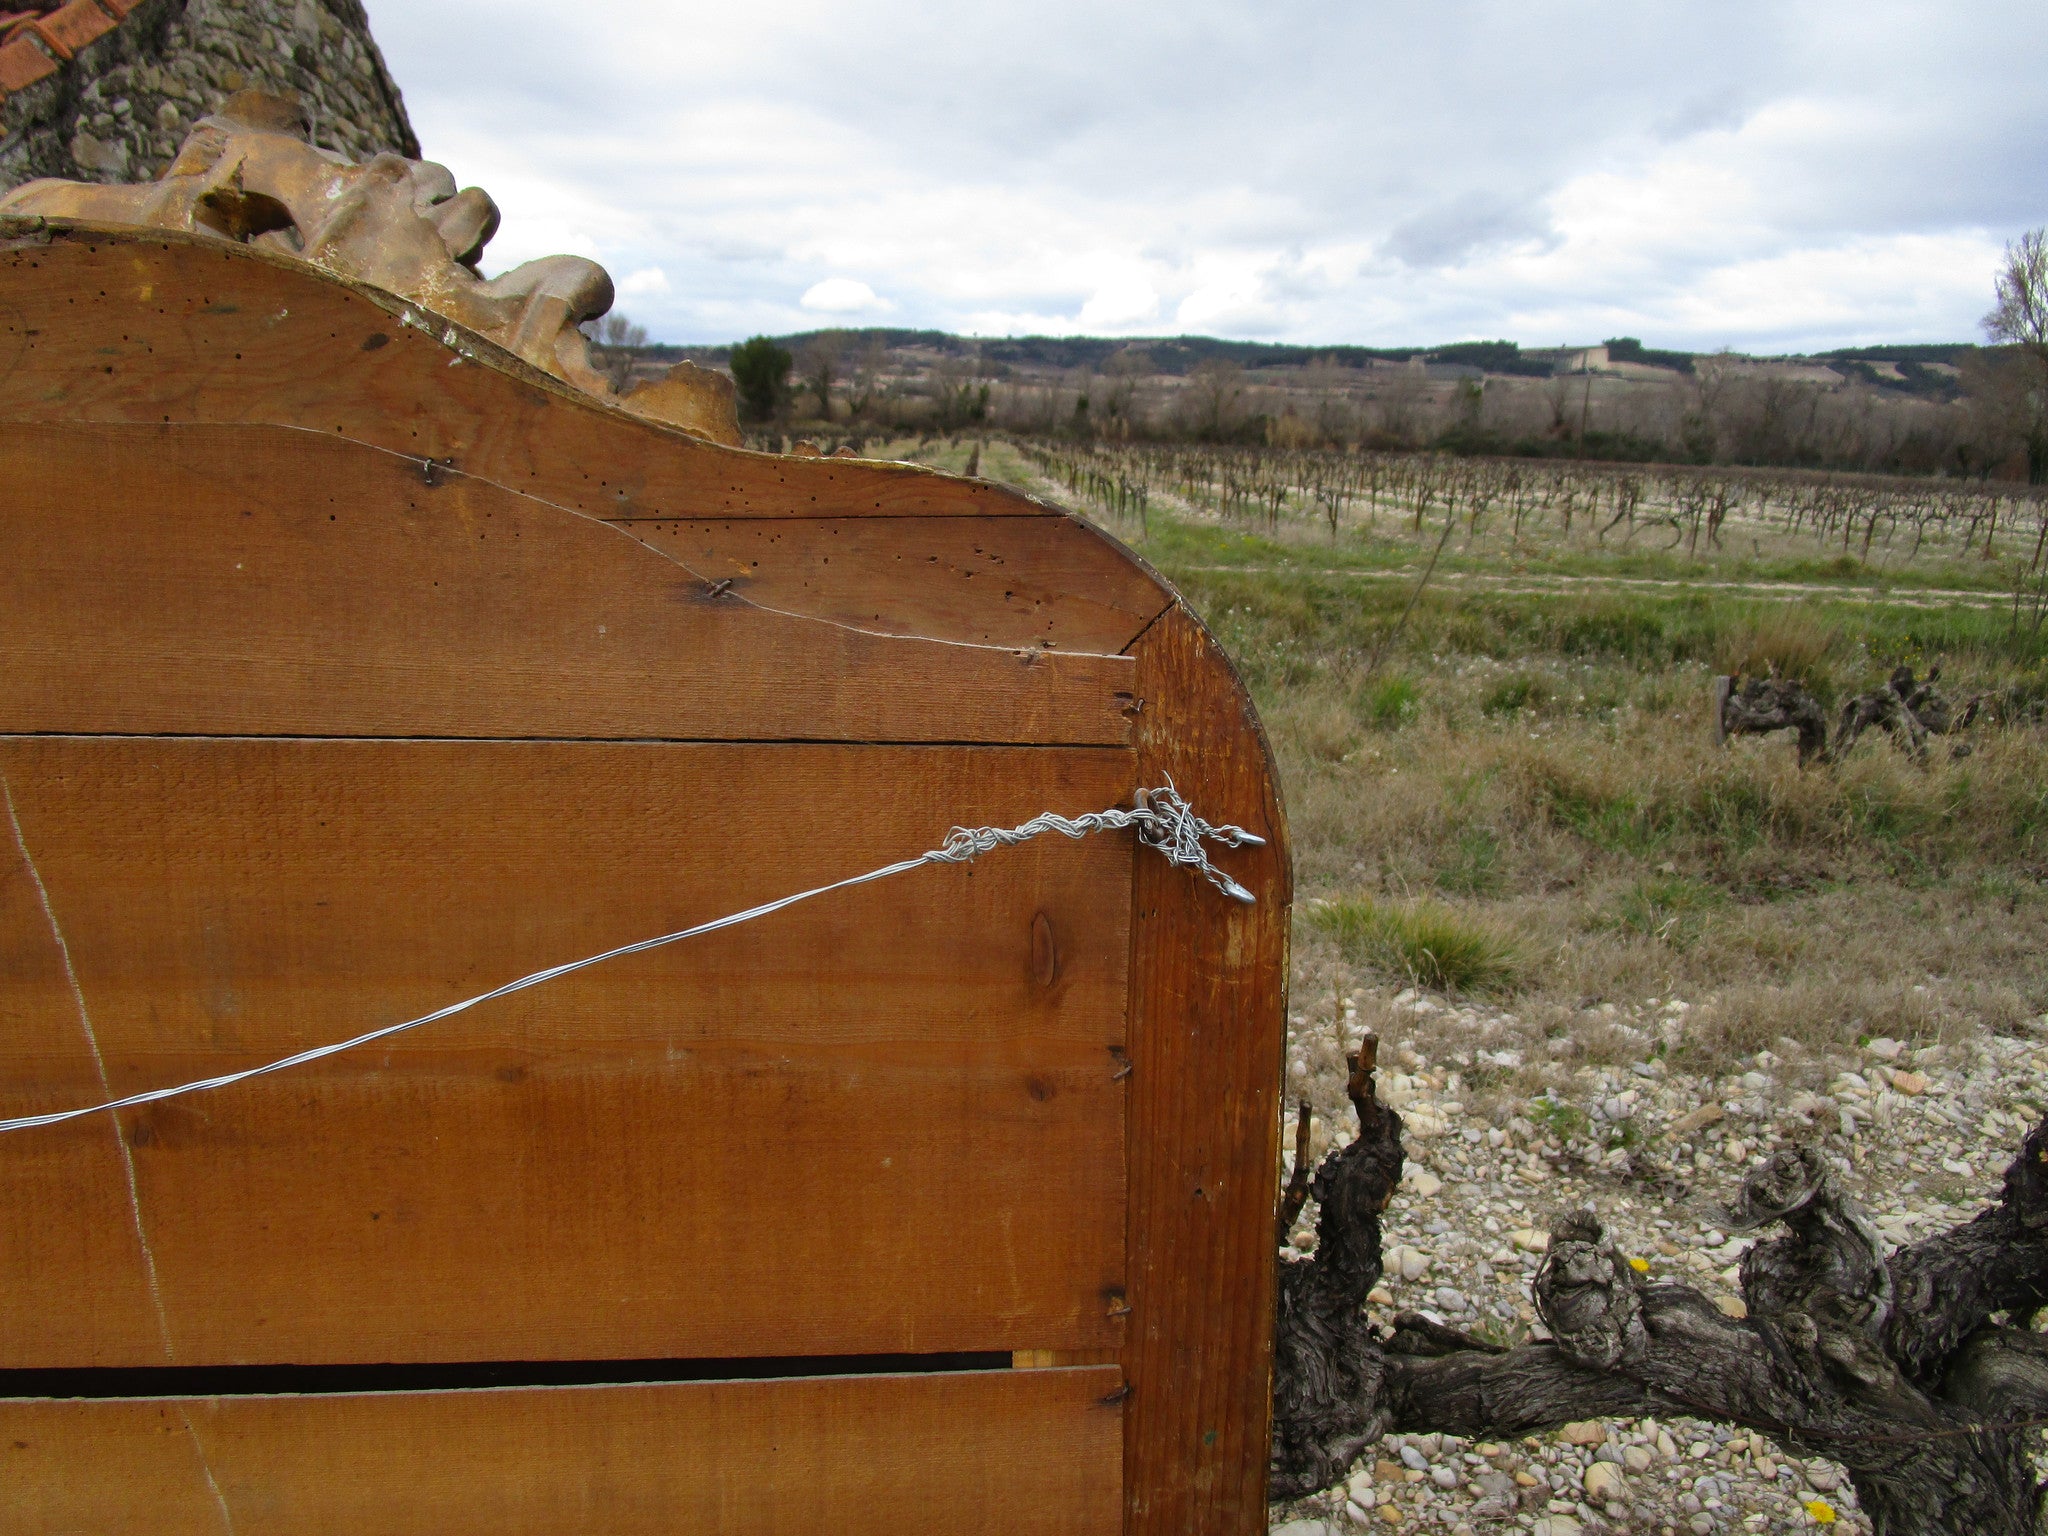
[1716,608,1844,689]
[1308,895,1522,995]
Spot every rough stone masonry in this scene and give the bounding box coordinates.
[0,0,415,193]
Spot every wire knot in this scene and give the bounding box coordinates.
[927,778,1265,903]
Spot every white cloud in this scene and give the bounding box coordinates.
[364,0,2048,348]
[619,266,671,296]
[800,277,889,313]
[1079,269,1160,329]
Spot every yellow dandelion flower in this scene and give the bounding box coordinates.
[1627,1256,1650,1273]
[1805,1498,1837,1523]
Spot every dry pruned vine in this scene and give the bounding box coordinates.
[1272,1036,2048,1533]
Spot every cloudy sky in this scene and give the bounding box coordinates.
[362,1,2047,353]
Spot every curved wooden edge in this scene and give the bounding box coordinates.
[0,220,1065,522]
[1123,602,1293,1536]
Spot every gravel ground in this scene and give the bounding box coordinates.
[1269,987,2048,1535]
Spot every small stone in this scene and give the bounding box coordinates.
[1666,1103,1725,1137]
[1390,1245,1432,1281]
[1622,1445,1654,1472]
[1405,1166,1443,1197]
[1348,1468,1375,1499]
[1511,1228,1549,1252]
[1892,1070,1929,1096]
[1582,1461,1626,1500]
[1270,1521,1329,1536]
[1532,1518,1582,1536]
[1804,1462,1841,1492]
[1430,1465,1459,1489]
[1379,1505,1403,1526]
[1560,1420,1607,1445]
[1865,1036,1904,1060]
[1434,1286,1468,1311]
[1368,1285,1394,1306]
[1400,1444,1429,1472]
[1689,1517,1714,1535]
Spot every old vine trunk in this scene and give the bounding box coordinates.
[1272,1040,2048,1534]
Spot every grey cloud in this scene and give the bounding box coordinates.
[363,0,2048,347]
[1382,193,1555,269]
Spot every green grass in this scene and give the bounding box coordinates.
[984,439,2048,1071]
[1604,874,1727,946]
[1308,895,1522,995]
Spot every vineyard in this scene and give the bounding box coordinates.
[1012,439,2048,579]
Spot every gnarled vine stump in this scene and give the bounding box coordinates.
[1273,1040,2048,1534]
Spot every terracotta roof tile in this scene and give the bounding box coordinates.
[0,34,58,93]
[34,1,118,58]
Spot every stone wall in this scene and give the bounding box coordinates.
[0,0,416,193]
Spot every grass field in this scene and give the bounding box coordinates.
[904,436,2048,1115]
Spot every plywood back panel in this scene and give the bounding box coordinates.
[0,1366,1123,1535]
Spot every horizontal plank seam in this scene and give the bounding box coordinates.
[2,417,1139,661]
[601,512,1061,523]
[0,733,1139,749]
[0,1351,1022,1400]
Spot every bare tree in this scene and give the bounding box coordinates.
[846,333,889,422]
[585,312,648,392]
[1186,357,1246,440]
[797,331,846,423]
[1983,229,2048,484]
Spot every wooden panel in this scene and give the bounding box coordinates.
[0,422,1132,745]
[613,517,1168,653]
[0,740,1130,1365]
[0,1366,1124,1534]
[0,224,1075,523]
[1121,605,1291,1535]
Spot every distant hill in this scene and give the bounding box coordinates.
[642,328,1975,399]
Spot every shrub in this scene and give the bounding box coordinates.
[1309,895,1520,994]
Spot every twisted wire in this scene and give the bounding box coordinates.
[0,785,1262,1135]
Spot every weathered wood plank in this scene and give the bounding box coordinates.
[0,421,1133,744]
[1120,604,1292,1535]
[0,739,1131,1365]
[0,1366,1124,1535]
[610,517,1168,654]
[0,226,1070,522]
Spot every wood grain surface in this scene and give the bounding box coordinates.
[0,224,1291,1533]
[0,1366,1123,1535]
[0,421,1134,745]
[610,516,1167,653]
[0,739,1131,1365]
[1120,604,1292,1535]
